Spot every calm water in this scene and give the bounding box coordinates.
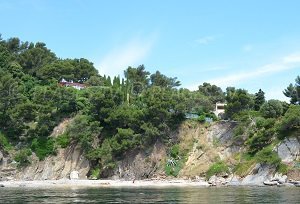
[0,187,299,203]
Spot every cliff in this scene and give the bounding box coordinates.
[1,120,299,186]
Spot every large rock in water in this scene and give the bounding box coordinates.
[275,137,300,163]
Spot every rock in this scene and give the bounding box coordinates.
[227,176,241,186]
[271,173,287,184]
[263,180,278,186]
[70,171,79,180]
[241,164,274,185]
[0,184,4,187]
[208,175,226,186]
[276,137,300,163]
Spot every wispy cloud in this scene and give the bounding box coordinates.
[97,34,157,77]
[187,53,300,90]
[208,53,300,87]
[195,35,215,45]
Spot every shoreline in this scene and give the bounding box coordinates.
[0,179,210,188]
[0,179,298,188]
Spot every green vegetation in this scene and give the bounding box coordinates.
[56,134,71,148]
[206,161,229,179]
[14,148,32,167]
[0,34,299,178]
[0,132,12,151]
[31,138,56,160]
[255,146,281,166]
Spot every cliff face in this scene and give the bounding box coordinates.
[0,119,90,181]
[14,143,90,180]
[1,120,299,183]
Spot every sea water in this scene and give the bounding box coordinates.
[0,186,299,203]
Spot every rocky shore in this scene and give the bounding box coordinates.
[0,177,299,188]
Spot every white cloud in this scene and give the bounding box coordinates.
[208,53,300,87]
[283,53,300,63]
[187,53,300,90]
[97,35,156,77]
[195,36,215,45]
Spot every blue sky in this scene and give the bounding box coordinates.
[1,0,299,100]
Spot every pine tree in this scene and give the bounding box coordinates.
[254,89,265,111]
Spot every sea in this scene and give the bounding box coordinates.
[0,186,299,203]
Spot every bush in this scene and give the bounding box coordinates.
[0,132,12,151]
[234,160,256,177]
[56,134,70,148]
[197,115,206,123]
[255,146,281,166]
[206,161,229,179]
[260,100,283,118]
[165,159,184,177]
[170,144,179,158]
[14,148,32,167]
[31,138,56,160]
[278,105,300,136]
[90,168,101,179]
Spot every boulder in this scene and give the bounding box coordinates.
[241,164,274,185]
[271,173,287,184]
[263,180,278,186]
[208,175,226,186]
[70,171,79,180]
[276,137,300,163]
[227,176,241,186]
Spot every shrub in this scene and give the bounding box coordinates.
[31,138,56,160]
[0,132,12,151]
[206,161,229,179]
[234,160,256,177]
[90,168,101,179]
[260,100,283,118]
[197,115,206,123]
[56,134,70,148]
[170,144,179,158]
[165,159,184,177]
[255,146,281,166]
[14,148,32,167]
[278,105,300,136]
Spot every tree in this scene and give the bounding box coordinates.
[85,75,104,86]
[260,100,283,118]
[150,71,181,88]
[279,105,300,133]
[17,42,57,75]
[283,76,300,104]
[254,89,265,111]
[198,82,225,103]
[225,88,254,119]
[124,65,150,96]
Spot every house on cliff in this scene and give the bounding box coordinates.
[59,78,87,90]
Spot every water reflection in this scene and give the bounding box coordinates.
[0,186,299,203]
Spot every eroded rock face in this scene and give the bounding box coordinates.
[14,143,90,180]
[112,141,166,180]
[275,137,300,163]
[241,164,275,185]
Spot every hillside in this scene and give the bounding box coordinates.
[1,119,299,186]
[0,35,300,186]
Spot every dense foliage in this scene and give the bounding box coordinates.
[0,35,299,178]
